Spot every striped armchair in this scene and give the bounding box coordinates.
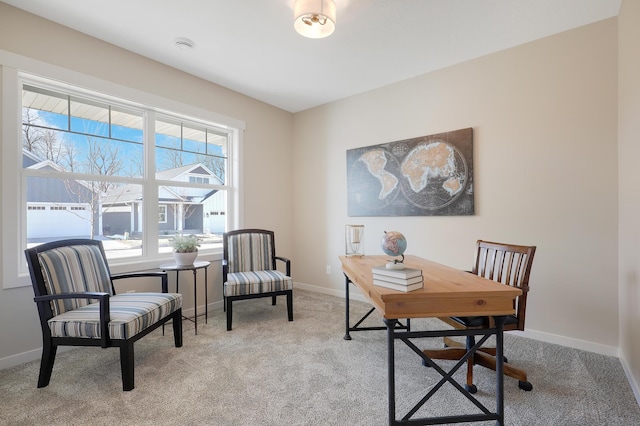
[222,229,293,330]
[25,239,183,391]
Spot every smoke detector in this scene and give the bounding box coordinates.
[175,37,195,51]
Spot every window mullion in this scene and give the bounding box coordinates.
[144,110,159,256]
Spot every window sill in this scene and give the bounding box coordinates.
[108,251,223,275]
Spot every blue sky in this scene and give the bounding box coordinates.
[30,108,225,179]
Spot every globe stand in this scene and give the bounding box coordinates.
[386,254,406,269]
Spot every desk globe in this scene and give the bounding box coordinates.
[381,231,407,269]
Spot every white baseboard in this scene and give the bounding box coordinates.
[0,348,41,370]
[295,281,369,303]
[620,354,640,406]
[510,329,619,357]
[0,346,77,371]
[182,300,223,319]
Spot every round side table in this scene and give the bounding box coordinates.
[159,260,210,335]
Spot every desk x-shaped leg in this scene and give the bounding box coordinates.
[384,317,506,426]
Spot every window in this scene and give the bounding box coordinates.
[189,176,210,184]
[18,75,237,264]
[158,205,167,223]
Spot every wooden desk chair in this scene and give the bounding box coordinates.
[424,240,536,393]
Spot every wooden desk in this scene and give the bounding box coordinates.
[340,255,521,426]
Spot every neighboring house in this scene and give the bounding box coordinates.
[25,151,225,240]
[101,163,225,237]
[24,150,96,240]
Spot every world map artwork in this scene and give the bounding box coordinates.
[346,128,474,216]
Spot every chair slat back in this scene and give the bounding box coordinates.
[34,243,113,316]
[473,240,536,330]
[225,230,275,273]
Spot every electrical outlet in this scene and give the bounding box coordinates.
[326,265,332,275]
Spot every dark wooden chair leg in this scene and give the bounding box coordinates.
[287,291,293,321]
[271,295,277,305]
[173,309,183,347]
[120,341,135,391]
[38,340,57,388]
[226,299,233,331]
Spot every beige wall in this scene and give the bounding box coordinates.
[0,3,294,364]
[293,19,620,355]
[618,0,640,396]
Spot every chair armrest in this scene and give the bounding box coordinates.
[275,256,291,276]
[111,271,169,293]
[34,292,111,347]
[34,291,110,303]
[222,259,229,281]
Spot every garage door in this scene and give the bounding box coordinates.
[27,204,92,239]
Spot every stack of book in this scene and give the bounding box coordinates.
[372,265,424,292]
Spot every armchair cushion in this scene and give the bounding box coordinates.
[38,244,113,315]
[48,292,183,340]
[226,232,273,272]
[224,270,292,296]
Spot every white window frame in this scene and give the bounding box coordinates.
[1,50,245,289]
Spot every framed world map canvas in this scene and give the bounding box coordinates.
[346,128,474,217]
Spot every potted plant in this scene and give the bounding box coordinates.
[170,233,200,266]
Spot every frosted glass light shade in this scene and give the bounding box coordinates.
[294,0,336,39]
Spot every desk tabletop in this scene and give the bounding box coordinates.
[340,255,521,320]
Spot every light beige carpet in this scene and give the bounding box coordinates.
[1,289,639,425]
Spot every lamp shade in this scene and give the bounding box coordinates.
[294,0,336,39]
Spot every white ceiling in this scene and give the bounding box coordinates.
[3,0,622,113]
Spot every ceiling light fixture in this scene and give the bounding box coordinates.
[174,37,195,51]
[294,0,336,39]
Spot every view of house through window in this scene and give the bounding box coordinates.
[21,80,232,259]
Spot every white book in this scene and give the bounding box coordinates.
[372,273,424,285]
[371,265,423,279]
[373,280,424,292]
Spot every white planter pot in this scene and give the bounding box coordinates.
[173,251,198,266]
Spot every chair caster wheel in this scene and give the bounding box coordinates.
[518,381,533,391]
[422,358,431,367]
[465,384,477,394]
